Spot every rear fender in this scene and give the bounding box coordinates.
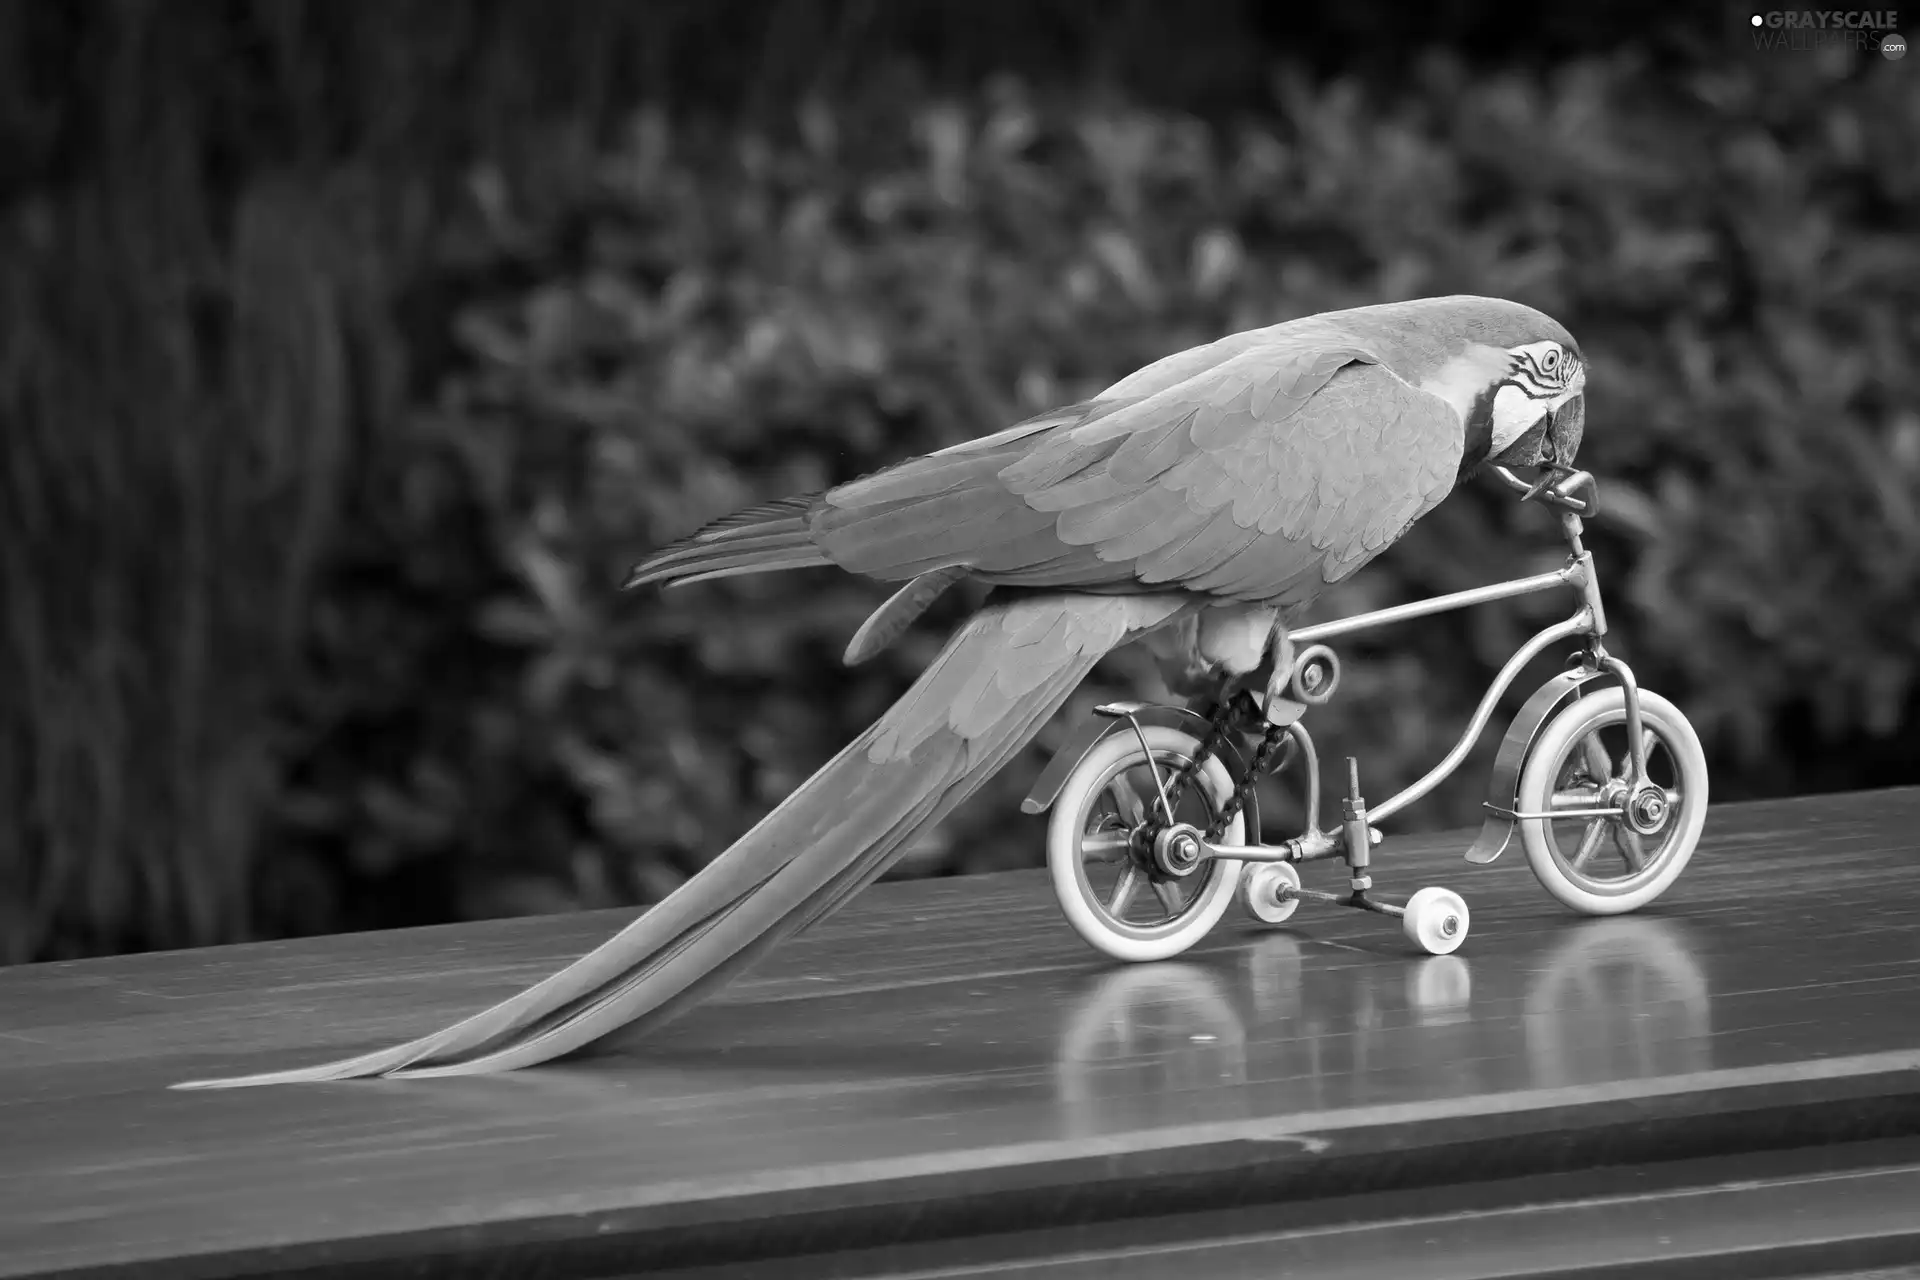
[1022,705,1263,837]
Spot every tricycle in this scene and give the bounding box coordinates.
[1021,465,1709,961]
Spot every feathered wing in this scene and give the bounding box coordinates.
[175,329,1468,1088]
[811,340,1463,602]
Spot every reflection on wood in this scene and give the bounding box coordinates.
[1525,916,1712,1088]
[0,788,1916,1280]
[1055,962,1249,1140]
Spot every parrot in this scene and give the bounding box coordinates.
[177,294,1587,1089]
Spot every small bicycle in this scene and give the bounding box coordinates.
[1022,466,1709,961]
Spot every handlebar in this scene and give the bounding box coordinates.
[1489,465,1599,517]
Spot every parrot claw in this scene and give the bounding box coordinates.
[1520,463,1576,503]
[1520,470,1560,502]
[1263,632,1298,709]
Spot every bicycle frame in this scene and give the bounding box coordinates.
[1028,466,1652,867]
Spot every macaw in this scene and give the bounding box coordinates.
[180,294,1587,1088]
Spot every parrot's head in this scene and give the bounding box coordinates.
[1483,338,1586,473]
[1355,295,1587,480]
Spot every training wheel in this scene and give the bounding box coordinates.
[1243,863,1302,924]
[1402,887,1470,956]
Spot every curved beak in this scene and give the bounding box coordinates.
[1547,390,1585,465]
[1518,395,1585,501]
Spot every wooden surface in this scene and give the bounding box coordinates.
[3,787,1920,1279]
[662,1140,1920,1279]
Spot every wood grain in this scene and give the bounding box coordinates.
[2,787,1918,1279]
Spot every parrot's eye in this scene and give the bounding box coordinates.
[1542,349,1559,371]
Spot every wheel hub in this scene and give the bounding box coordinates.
[1626,787,1670,835]
[1593,775,1671,838]
[1151,823,1206,878]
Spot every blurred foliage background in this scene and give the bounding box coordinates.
[3,0,1916,963]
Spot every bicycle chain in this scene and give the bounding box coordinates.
[1160,698,1238,815]
[1209,722,1289,840]
[1152,693,1291,842]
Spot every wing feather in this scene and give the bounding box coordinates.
[1105,407,1201,486]
[998,425,1126,492]
[1054,481,1201,549]
[1134,519,1261,586]
[1086,494,1213,564]
[1017,462,1136,513]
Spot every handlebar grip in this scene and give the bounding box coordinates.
[1548,470,1599,516]
[1489,465,1599,516]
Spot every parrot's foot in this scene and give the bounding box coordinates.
[1153,605,1280,703]
[1172,675,1276,742]
[1154,655,1243,714]
[1169,666,1240,707]
[1263,629,1298,709]
[1222,688,1271,736]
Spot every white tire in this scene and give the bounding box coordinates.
[1515,686,1709,916]
[1403,887,1470,955]
[1047,724,1248,963]
[1243,862,1302,924]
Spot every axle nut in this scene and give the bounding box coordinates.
[1630,790,1669,832]
[1153,824,1205,878]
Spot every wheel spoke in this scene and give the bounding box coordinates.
[1107,865,1140,917]
[1080,832,1131,861]
[1580,733,1612,785]
[1570,819,1608,871]
[1107,774,1147,826]
[1615,824,1648,871]
[1616,730,1657,783]
[1151,879,1183,917]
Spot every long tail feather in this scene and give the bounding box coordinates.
[623,496,831,590]
[175,592,1190,1088]
[658,549,836,588]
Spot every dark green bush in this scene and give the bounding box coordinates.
[5,14,1916,960]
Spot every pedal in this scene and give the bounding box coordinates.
[1261,694,1308,728]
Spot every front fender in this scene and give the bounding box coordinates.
[1022,705,1263,838]
[1463,666,1606,864]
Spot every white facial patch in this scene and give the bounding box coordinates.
[1489,382,1548,455]
[1416,344,1515,423]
